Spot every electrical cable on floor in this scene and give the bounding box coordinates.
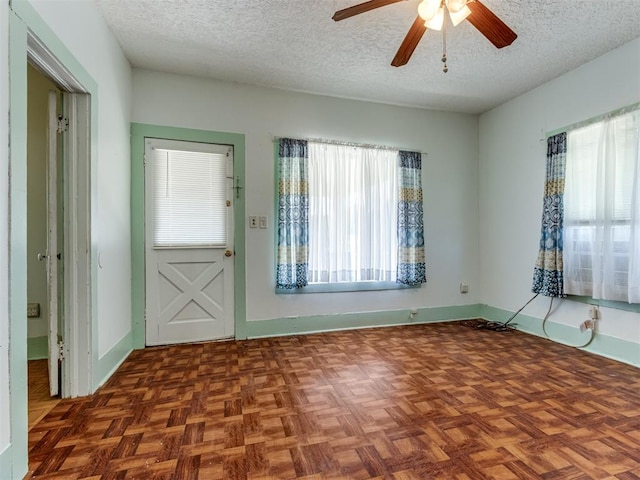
[461,293,597,347]
[460,294,541,332]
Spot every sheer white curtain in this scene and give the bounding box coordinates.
[564,109,640,302]
[307,142,398,283]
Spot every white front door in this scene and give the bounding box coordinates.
[144,138,234,346]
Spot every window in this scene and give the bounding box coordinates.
[148,139,231,247]
[563,108,640,302]
[275,138,426,291]
[308,142,399,283]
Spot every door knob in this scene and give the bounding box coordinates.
[225,250,233,257]
[37,253,47,262]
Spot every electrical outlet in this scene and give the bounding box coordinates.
[460,282,469,294]
[27,303,40,318]
[259,216,268,229]
[249,216,258,228]
[589,305,600,320]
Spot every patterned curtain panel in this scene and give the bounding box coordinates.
[397,151,426,285]
[276,138,309,289]
[532,132,567,297]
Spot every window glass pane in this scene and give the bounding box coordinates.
[565,123,600,221]
[563,108,639,302]
[152,148,227,247]
[307,142,398,283]
[612,113,638,220]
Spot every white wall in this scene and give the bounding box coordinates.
[132,70,480,322]
[27,0,133,357]
[479,38,640,344]
[0,0,11,456]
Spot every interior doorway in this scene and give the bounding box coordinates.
[26,63,62,419]
[25,31,93,404]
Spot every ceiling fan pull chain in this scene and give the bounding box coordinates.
[442,13,448,73]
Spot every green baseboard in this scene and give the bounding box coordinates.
[244,303,638,368]
[27,336,48,360]
[245,304,482,338]
[95,332,133,390]
[0,443,28,480]
[0,444,13,480]
[480,304,639,367]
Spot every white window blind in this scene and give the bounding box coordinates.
[151,146,228,247]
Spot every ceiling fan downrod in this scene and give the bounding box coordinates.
[441,12,448,73]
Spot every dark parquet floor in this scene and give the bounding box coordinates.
[25,322,640,479]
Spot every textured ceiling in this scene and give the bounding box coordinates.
[94,0,640,114]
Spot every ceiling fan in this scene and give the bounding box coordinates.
[332,0,517,68]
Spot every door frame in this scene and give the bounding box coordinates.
[27,33,93,397]
[130,123,247,348]
[6,3,98,475]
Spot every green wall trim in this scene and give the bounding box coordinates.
[245,304,483,338]
[11,0,98,94]
[480,304,640,367]
[130,123,247,348]
[567,295,640,313]
[9,3,102,476]
[8,9,30,480]
[27,336,48,360]
[0,444,14,480]
[96,331,133,389]
[13,0,102,393]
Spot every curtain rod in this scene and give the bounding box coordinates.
[272,135,426,155]
[546,102,640,138]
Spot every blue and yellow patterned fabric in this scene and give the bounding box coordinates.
[276,138,309,289]
[397,151,426,286]
[532,132,566,297]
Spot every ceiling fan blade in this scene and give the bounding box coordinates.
[332,0,405,22]
[466,0,517,49]
[391,15,427,67]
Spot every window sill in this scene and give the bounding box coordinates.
[567,295,640,313]
[276,281,420,294]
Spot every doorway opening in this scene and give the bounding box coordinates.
[26,63,62,426]
[25,31,93,421]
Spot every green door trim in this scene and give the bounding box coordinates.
[130,123,247,348]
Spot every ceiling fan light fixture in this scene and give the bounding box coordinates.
[445,0,468,14]
[417,0,441,22]
[449,5,471,26]
[425,6,445,30]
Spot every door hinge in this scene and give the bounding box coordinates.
[58,340,65,360]
[57,114,69,134]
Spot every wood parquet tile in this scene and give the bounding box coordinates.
[28,360,61,431]
[25,322,640,479]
